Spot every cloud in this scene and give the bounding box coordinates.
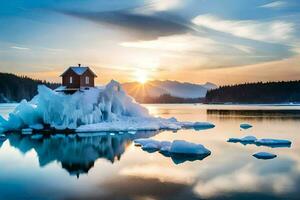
[60,9,193,40]
[260,1,287,8]
[120,34,221,53]
[11,46,30,50]
[137,0,183,13]
[232,44,254,54]
[192,14,294,43]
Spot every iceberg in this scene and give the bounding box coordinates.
[0,80,215,133]
[240,123,252,129]
[253,152,277,160]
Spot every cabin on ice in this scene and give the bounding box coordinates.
[59,64,97,93]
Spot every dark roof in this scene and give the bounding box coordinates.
[60,66,97,77]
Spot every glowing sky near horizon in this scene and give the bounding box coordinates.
[0,0,300,85]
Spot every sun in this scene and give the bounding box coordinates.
[135,70,149,84]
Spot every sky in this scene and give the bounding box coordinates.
[0,0,300,85]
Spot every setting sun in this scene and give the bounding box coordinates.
[135,70,149,84]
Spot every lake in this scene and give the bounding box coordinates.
[0,103,299,200]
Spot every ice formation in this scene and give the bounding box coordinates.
[134,139,211,156]
[255,139,292,146]
[228,136,257,144]
[253,152,277,160]
[228,136,292,148]
[0,80,215,133]
[240,123,253,129]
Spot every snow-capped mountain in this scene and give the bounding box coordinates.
[122,80,217,98]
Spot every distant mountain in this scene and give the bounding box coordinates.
[0,73,60,103]
[122,80,218,101]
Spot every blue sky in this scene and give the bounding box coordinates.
[0,0,300,84]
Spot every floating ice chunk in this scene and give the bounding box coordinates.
[134,139,171,153]
[50,134,66,139]
[181,122,215,130]
[255,139,291,147]
[142,142,161,152]
[253,152,277,160]
[228,135,257,144]
[0,134,6,142]
[29,124,44,130]
[169,140,211,156]
[31,134,43,140]
[22,128,33,135]
[240,123,252,129]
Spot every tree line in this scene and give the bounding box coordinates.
[205,80,300,104]
[0,73,60,103]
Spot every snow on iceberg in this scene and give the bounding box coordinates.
[0,80,215,133]
[240,123,252,129]
[253,152,277,160]
[169,140,211,156]
[134,139,211,164]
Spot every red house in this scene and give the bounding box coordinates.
[60,64,97,91]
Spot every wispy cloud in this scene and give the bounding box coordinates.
[232,44,254,54]
[192,14,294,43]
[260,1,287,9]
[11,46,30,50]
[120,34,220,53]
[60,9,193,41]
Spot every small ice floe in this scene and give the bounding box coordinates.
[134,139,163,153]
[134,139,211,163]
[22,128,33,135]
[182,122,215,131]
[50,134,66,139]
[29,124,44,130]
[228,136,257,144]
[255,139,292,148]
[253,152,277,160]
[240,123,253,130]
[228,136,292,148]
[0,134,6,142]
[31,134,44,140]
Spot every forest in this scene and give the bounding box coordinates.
[0,73,60,103]
[205,80,300,104]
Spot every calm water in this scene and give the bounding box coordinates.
[0,104,299,200]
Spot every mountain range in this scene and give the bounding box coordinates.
[122,80,218,100]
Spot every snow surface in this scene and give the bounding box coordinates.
[253,152,277,159]
[0,80,215,133]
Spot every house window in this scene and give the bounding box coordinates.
[70,76,73,84]
[85,76,89,84]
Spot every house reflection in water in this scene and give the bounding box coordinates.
[4,131,159,178]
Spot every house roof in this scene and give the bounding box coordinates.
[60,66,97,77]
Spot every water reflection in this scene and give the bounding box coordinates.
[4,131,159,177]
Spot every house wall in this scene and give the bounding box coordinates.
[62,70,80,88]
[80,70,95,87]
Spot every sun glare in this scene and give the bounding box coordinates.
[135,70,149,84]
